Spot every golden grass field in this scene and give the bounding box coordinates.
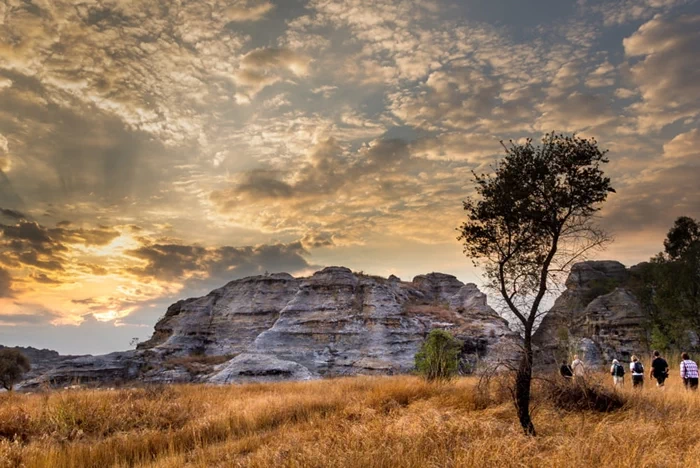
[2,373,700,468]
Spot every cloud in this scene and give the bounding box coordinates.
[210,136,488,245]
[602,129,700,242]
[535,91,617,132]
[0,208,27,220]
[225,1,275,22]
[0,267,12,298]
[591,0,690,26]
[623,14,700,130]
[30,272,63,285]
[663,129,700,159]
[126,240,314,285]
[234,47,311,102]
[390,68,502,131]
[0,133,10,171]
[0,305,61,326]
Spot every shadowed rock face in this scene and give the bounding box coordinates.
[12,267,520,388]
[533,261,648,366]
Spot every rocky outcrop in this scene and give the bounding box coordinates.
[533,261,648,366]
[157,267,519,383]
[14,267,519,387]
[17,352,144,390]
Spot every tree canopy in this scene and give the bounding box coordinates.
[0,348,31,391]
[632,216,700,350]
[458,133,614,435]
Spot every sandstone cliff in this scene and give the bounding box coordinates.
[17,267,519,388]
[141,267,519,384]
[532,261,649,366]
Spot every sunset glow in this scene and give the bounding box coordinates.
[1,0,699,354]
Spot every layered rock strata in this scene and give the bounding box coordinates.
[15,267,519,387]
[533,261,648,366]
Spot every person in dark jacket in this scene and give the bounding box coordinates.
[650,350,669,387]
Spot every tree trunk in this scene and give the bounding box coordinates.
[515,333,536,436]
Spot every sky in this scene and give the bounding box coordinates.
[0,0,699,355]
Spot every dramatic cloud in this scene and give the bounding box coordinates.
[1,0,699,353]
[623,14,700,130]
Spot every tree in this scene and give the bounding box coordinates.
[458,133,614,435]
[632,216,700,349]
[664,216,700,260]
[415,329,463,382]
[0,348,31,391]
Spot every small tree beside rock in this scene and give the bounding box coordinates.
[0,349,31,391]
[415,329,463,381]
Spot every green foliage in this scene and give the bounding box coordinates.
[629,216,700,350]
[0,349,31,391]
[415,330,463,382]
[664,216,700,260]
[458,133,614,324]
[650,325,672,352]
[457,133,613,435]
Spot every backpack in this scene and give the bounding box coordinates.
[613,363,625,377]
[633,361,644,374]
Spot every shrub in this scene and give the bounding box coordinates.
[415,330,463,382]
[541,376,626,413]
[0,349,30,391]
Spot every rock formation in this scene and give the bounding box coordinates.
[142,267,519,384]
[533,261,648,366]
[13,267,519,388]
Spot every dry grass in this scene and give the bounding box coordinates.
[2,374,700,467]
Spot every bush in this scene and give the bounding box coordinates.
[542,376,626,413]
[0,349,30,391]
[415,330,462,382]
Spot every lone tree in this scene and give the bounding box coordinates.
[0,348,31,391]
[458,133,614,435]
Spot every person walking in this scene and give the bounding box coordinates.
[560,359,573,380]
[571,355,585,384]
[610,359,625,386]
[650,350,669,387]
[630,355,645,388]
[680,352,699,390]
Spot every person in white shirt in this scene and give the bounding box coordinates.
[680,352,699,390]
[571,355,585,384]
[630,355,644,388]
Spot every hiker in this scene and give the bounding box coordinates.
[630,355,645,388]
[571,355,585,384]
[650,350,669,387]
[560,360,573,379]
[610,359,625,386]
[680,352,699,390]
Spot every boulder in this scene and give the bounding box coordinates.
[209,353,315,384]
